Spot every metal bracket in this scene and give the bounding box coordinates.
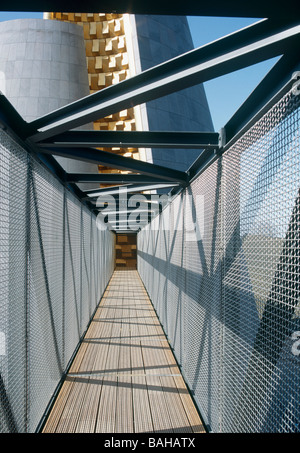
[291,70,300,96]
[218,127,226,151]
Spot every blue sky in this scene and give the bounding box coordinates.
[187,16,279,131]
[0,11,279,132]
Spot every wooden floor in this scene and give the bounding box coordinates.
[42,270,205,433]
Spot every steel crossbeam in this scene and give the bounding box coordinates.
[36,146,189,184]
[1,1,298,19]
[26,19,300,142]
[38,130,219,149]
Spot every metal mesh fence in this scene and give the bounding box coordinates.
[0,131,28,433]
[138,85,300,432]
[0,130,115,433]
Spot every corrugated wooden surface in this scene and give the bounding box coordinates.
[42,270,205,433]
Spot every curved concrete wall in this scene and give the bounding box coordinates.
[0,18,98,188]
[132,15,214,171]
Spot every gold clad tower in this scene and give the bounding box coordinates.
[45,12,141,179]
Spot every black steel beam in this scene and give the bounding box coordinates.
[90,192,165,202]
[96,208,155,214]
[38,130,220,149]
[27,19,300,143]
[90,196,170,213]
[36,146,189,184]
[187,148,218,182]
[0,94,96,210]
[83,182,178,198]
[1,0,299,18]
[92,205,154,213]
[66,173,179,184]
[36,153,67,183]
[92,200,152,206]
[224,52,300,147]
[186,54,300,182]
[34,152,96,207]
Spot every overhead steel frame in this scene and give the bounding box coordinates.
[0,1,299,17]
[37,130,220,150]
[0,1,299,18]
[0,4,299,231]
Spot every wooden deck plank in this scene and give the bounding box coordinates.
[173,376,206,434]
[74,376,103,433]
[161,339,206,433]
[115,375,134,433]
[41,376,75,433]
[145,375,174,433]
[159,375,193,433]
[74,335,113,433]
[94,374,118,433]
[42,338,91,433]
[132,375,154,433]
[55,377,89,433]
[42,270,205,434]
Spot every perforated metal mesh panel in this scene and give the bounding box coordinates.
[138,85,300,432]
[81,208,92,330]
[28,158,65,432]
[0,130,115,433]
[183,159,223,432]
[221,87,300,433]
[0,131,28,433]
[167,194,185,364]
[64,193,83,363]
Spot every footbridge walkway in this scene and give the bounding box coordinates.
[42,271,205,433]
